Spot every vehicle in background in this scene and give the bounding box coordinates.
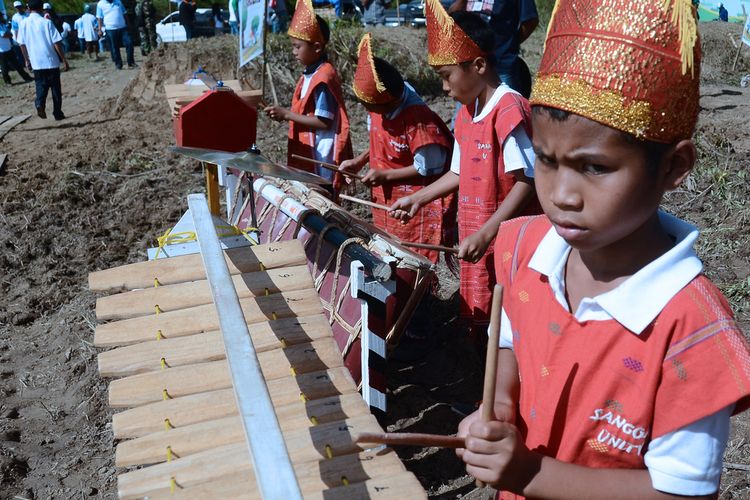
[156,8,230,44]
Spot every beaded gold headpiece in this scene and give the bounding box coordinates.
[287,0,325,45]
[530,0,701,143]
[425,0,486,66]
[352,34,396,105]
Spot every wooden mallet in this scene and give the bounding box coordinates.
[290,154,364,180]
[355,432,465,449]
[476,283,505,488]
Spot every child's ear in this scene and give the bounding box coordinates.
[661,139,696,191]
[312,41,324,54]
[473,56,489,76]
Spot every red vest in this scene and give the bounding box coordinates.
[493,216,750,499]
[368,103,456,263]
[453,90,540,327]
[287,61,353,172]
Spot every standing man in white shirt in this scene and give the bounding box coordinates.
[80,5,99,60]
[96,0,135,69]
[17,0,68,120]
[11,1,28,40]
[10,1,29,66]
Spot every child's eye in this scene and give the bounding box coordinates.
[583,163,609,175]
[536,155,555,167]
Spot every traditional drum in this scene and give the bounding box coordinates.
[90,194,426,498]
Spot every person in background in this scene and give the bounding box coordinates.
[97,0,135,68]
[17,0,68,120]
[59,18,70,53]
[264,0,353,186]
[178,0,197,40]
[362,0,388,26]
[121,0,139,44]
[228,0,238,34]
[74,14,85,54]
[42,2,62,32]
[267,0,288,33]
[136,0,157,55]
[448,0,538,98]
[0,11,33,84]
[11,1,28,40]
[80,4,99,59]
[212,3,224,36]
[10,1,29,66]
[718,2,728,21]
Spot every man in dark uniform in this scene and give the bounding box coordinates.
[136,0,157,54]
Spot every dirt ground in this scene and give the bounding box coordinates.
[0,21,748,500]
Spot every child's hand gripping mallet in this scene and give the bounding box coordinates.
[476,284,504,488]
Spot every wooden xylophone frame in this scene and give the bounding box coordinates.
[90,194,427,498]
[234,177,436,414]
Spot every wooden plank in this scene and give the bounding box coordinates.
[165,472,427,500]
[115,413,381,467]
[163,80,243,96]
[109,365,355,410]
[88,239,306,292]
[94,288,323,346]
[94,310,328,349]
[0,114,30,131]
[112,391,370,439]
[0,116,12,126]
[118,445,408,499]
[108,338,345,406]
[98,314,333,375]
[96,264,313,320]
[100,333,343,378]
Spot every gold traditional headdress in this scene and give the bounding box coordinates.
[287,0,325,44]
[531,0,701,143]
[425,0,486,66]
[352,34,396,105]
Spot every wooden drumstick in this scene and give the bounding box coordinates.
[399,241,459,254]
[356,432,465,449]
[290,154,364,180]
[338,194,391,212]
[476,284,505,488]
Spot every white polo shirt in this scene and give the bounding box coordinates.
[16,12,61,70]
[499,212,732,496]
[96,0,126,30]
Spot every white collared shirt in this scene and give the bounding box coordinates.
[449,84,535,179]
[499,212,732,496]
[16,12,61,70]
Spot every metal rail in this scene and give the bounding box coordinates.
[188,193,302,500]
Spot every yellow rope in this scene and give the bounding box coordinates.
[154,224,258,259]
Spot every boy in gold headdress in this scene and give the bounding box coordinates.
[264,0,352,184]
[342,33,456,264]
[454,0,750,497]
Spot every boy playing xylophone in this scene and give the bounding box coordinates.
[456,0,750,497]
[341,33,456,264]
[391,4,541,338]
[264,0,352,185]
